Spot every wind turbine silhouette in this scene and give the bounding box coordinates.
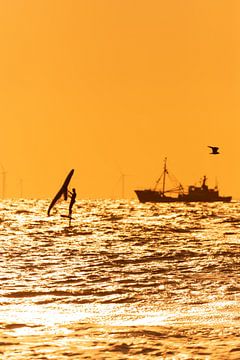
[118,172,131,199]
[0,164,6,199]
[19,178,23,198]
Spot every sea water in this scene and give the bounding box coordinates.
[0,199,240,359]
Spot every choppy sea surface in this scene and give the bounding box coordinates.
[0,199,240,359]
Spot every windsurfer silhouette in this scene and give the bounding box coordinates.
[68,188,76,218]
[47,169,74,216]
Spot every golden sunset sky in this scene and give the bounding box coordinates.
[0,1,239,199]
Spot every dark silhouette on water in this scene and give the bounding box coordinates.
[135,158,231,203]
[47,169,74,216]
[68,188,76,218]
[202,175,207,190]
[208,146,219,154]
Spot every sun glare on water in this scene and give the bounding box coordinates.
[1,200,240,359]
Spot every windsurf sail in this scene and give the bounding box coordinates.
[47,169,74,216]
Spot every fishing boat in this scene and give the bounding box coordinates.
[135,158,232,203]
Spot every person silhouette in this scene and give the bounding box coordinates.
[68,188,76,218]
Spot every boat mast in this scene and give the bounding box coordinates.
[162,157,167,195]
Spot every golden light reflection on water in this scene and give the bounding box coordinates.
[2,301,240,331]
[1,200,240,358]
[1,301,240,360]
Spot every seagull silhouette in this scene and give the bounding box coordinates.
[208,146,219,155]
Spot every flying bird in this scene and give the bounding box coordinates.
[208,146,220,155]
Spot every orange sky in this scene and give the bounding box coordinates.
[0,1,239,199]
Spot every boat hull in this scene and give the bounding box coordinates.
[135,190,232,204]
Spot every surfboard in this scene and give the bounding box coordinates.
[60,214,73,220]
[47,169,74,216]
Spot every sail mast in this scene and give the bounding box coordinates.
[162,157,167,195]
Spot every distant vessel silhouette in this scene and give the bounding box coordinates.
[135,158,232,203]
